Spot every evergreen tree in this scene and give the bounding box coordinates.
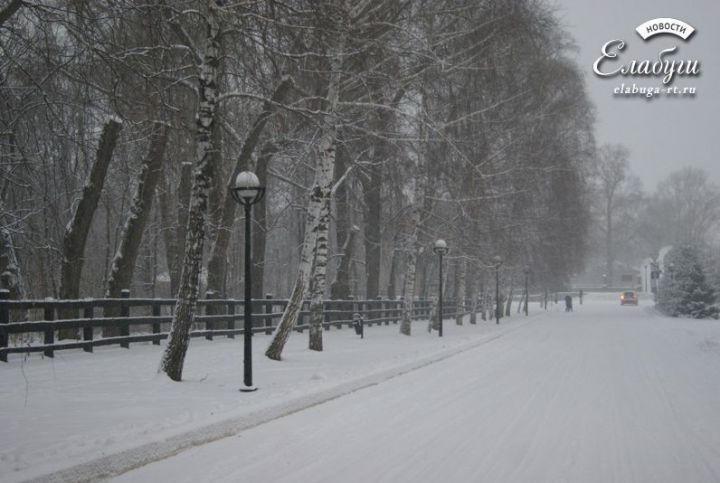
[658,245,719,319]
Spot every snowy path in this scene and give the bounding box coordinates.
[113,298,720,483]
[1,306,531,482]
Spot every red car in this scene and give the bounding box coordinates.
[620,291,639,306]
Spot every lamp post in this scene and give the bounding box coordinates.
[433,239,449,337]
[231,171,265,392]
[668,262,675,281]
[493,255,502,324]
[523,265,530,316]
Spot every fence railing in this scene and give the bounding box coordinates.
[0,289,472,361]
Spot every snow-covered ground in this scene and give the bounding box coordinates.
[5,294,720,482]
[0,306,533,482]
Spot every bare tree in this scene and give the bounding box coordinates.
[161,0,223,381]
[58,120,122,338]
[593,144,631,286]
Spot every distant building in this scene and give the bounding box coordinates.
[640,246,673,294]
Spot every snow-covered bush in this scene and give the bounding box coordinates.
[657,245,719,319]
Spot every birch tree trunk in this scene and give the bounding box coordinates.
[400,149,428,336]
[267,37,345,359]
[160,1,221,381]
[307,159,335,352]
[58,119,122,338]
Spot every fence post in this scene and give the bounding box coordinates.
[0,289,9,362]
[152,301,161,345]
[227,300,235,338]
[265,293,273,335]
[205,290,215,341]
[44,297,55,358]
[120,289,130,348]
[83,300,94,352]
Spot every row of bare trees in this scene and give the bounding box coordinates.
[588,145,720,286]
[0,0,596,379]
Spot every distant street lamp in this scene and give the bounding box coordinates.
[231,171,265,392]
[493,255,503,324]
[523,265,530,316]
[433,239,449,337]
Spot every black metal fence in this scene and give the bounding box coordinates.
[0,289,470,361]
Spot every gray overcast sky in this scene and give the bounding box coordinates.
[551,0,719,190]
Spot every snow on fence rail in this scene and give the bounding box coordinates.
[0,289,467,362]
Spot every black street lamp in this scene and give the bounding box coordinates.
[523,265,530,316]
[493,255,502,324]
[433,239,449,337]
[231,171,265,392]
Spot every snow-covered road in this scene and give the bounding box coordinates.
[114,297,720,483]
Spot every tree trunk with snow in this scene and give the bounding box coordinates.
[58,119,121,338]
[400,161,427,336]
[400,106,430,336]
[307,153,336,352]
[267,36,344,358]
[160,1,221,381]
[103,122,168,335]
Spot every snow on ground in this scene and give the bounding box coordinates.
[113,294,720,483]
[5,294,720,482]
[0,307,537,482]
